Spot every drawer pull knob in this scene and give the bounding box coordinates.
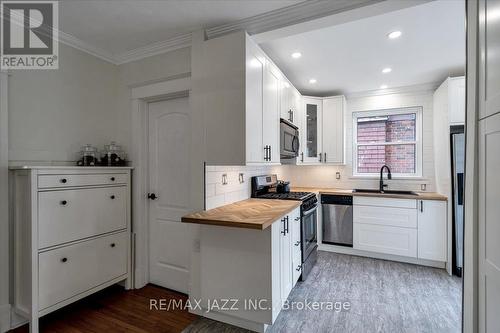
[60,178,67,183]
[61,257,68,263]
[60,200,68,206]
[296,265,302,272]
[110,243,116,248]
[295,217,300,221]
[110,195,116,200]
[294,241,301,246]
[110,177,116,181]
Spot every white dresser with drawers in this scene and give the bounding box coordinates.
[9,166,132,332]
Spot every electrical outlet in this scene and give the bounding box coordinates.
[421,184,427,191]
[335,172,341,180]
[222,174,228,185]
[239,173,245,184]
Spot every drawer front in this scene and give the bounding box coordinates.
[353,205,417,228]
[353,196,416,209]
[39,186,127,248]
[353,223,417,257]
[38,232,128,310]
[38,173,128,189]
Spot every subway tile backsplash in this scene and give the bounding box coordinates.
[205,165,278,209]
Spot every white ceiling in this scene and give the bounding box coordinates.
[59,0,301,55]
[260,0,466,95]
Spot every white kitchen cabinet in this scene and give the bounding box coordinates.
[279,214,293,301]
[198,206,300,331]
[290,209,302,284]
[301,97,323,163]
[200,31,280,165]
[280,79,301,127]
[417,200,447,261]
[353,223,417,257]
[300,95,345,165]
[263,63,281,164]
[449,77,466,125]
[322,96,346,164]
[10,167,132,332]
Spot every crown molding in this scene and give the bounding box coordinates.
[345,82,441,99]
[114,33,192,65]
[205,0,377,40]
[57,30,117,64]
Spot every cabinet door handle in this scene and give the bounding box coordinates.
[296,265,302,272]
[301,152,304,163]
[420,200,423,212]
[61,257,68,263]
[324,152,326,163]
[291,110,294,122]
[285,216,289,234]
[110,243,116,248]
[110,177,116,181]
[60,178,67,184]
[294,241,301,246]
[60,200,68,206]
[319,153,322,163]
[110,195,116,200]
[295,216,300,221]
[269,146,272,161]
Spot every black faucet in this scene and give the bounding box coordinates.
[379,165,392,192]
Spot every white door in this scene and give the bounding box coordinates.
[478,1,500,331]
[148,97,191,293]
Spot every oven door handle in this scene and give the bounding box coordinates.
[302,205,318,216]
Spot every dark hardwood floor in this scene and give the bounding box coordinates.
[11,284,199,333]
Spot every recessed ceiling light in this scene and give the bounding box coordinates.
[309,78,317,84]
[380,84,388,89]
[382,67,392,74]
[291,52,302,59]
[388,31,402,39]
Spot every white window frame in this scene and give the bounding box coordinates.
[352,106,423,178]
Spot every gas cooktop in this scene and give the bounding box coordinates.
[257,191,315,201]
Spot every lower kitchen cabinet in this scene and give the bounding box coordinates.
[198,207,301,331]
[352,197,447,262]
[353,223,417,257]
[417,200,447,261]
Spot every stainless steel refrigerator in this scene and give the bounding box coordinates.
[451,126,465,277]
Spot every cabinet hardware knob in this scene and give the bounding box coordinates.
[110,243,116,248]
[60,200,67,206]
[295,217,300,221]
[148,193,158,200]
[110,177,116,181]
[296,265,302,271]
[294,241,301,246]
[61,257,68,263]
[60,178,67,183]
[110,195,115,199]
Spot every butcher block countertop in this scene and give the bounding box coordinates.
[181,198,301,230]
[292,187,447,201]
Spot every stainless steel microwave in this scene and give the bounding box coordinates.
[280,118,299,162]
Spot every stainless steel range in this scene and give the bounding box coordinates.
[251,175,318,281]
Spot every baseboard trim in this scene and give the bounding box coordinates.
[318,244,446,269]
[0,304,11,333]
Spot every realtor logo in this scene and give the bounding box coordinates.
[1,1,58,69]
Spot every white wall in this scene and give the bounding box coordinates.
[8,44,127,165]
[280,89,436,192]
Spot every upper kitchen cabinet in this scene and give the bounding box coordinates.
[299,96,345,165]
[198,31,279,165]
[434,76,465,126]
[280,78,302,126]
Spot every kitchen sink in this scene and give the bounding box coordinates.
[352,189,418,196]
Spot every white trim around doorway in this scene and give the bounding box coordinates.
[130,76,191,289]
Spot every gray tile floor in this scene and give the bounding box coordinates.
[183,251,462,333]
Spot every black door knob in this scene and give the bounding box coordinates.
[148,193,158,200]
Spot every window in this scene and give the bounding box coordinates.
[353,107,422,177]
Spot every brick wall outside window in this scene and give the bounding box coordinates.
[357,113,416,174]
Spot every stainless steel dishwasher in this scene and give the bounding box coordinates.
[321,195,353,247]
